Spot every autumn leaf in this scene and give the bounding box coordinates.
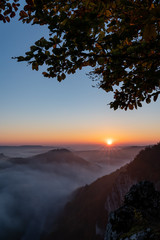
[32,62,38,71]
[1,0,159,110]
[143,24,157,41]
[20,10,28,18]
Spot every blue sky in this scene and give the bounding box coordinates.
[0,17,160,146]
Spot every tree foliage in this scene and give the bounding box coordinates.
[1,0,160,110]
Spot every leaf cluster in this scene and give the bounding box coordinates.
[1,0,160,110]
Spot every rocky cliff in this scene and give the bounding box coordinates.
[105,181,160,240]
[45,143,160,240]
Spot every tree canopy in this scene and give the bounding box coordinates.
[1,0,160,110]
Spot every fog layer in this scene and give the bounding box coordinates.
[0,146,144,240]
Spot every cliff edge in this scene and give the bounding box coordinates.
[105,181,160,240]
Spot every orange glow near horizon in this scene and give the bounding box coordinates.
[0,125,159,146]
[0,132,159,147]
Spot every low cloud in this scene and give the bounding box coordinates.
[0,149,104,240]
[0,146,143,239]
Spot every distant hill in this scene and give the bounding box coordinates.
[45,143,160,240]
[0,145,55,158]
[0,145,44,148]
[19,145,44,148]
[32,148,94,166]
[0,153,8,161]
[75,145,145,166]
[9,148,99,170]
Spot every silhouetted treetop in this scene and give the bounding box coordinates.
[1,0,160,110]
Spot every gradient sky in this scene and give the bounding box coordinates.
[0,17,160,146]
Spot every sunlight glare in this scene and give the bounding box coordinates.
[105,138,113,146]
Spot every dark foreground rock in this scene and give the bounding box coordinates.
[105,181,160,240]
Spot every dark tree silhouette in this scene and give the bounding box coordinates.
[1,0,160,110]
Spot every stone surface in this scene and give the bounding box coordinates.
[105,181,160,240]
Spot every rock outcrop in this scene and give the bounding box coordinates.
[44,143,160,240]
[105,181,160,240]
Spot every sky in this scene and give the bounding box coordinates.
[0,16,160,147]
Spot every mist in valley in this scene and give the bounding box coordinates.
[0,146,144,240]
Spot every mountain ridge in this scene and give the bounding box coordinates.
[8,148,98,169]
[45,143,160,240]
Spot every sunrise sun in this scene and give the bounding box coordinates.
[105,138,113,146]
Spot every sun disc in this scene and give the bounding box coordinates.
[106,139,113,146]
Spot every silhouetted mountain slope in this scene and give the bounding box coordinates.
[0,153,8,160]
[46,143,160,240]
[45,168,125,240]
[127,144,160,181]
[7,148,103,189]
[0,153,11,169]
[31,148,96,167]
[8,148,99,170]
[75,146,145,166]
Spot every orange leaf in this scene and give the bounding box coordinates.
[20,10,28,18]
